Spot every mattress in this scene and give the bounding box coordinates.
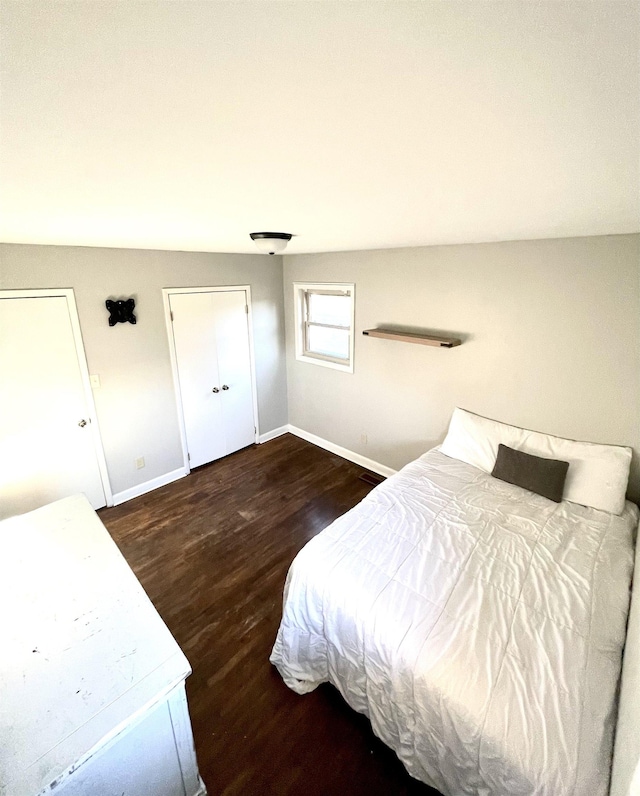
[270,449,639,796]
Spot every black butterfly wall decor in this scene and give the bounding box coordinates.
[106,298,136,326]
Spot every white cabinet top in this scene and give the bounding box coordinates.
[0,494,191,796]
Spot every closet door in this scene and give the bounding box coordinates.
[214,291,256,455]
[169,292,225,468]
[0,294,108,519]
[169,290,255,469]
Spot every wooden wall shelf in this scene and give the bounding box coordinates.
[362,328,461,348]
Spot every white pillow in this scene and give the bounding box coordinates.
[440,408,632,515]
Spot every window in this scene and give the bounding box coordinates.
[294,283,355,372]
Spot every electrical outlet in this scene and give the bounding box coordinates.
[90,374,101,389]
[135,456,145,470]
[361,433,368,445]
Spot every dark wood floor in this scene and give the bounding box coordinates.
[99,434,439,796]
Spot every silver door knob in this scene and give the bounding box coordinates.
[222,384,229,390]
[78,419,87,427]
[212,387,220,393]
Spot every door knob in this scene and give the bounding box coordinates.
[222,384,229,390]
[78,419,87,427]
[212,387,220,393]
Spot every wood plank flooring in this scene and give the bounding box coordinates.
[99,434,439,796]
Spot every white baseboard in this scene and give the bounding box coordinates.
[288,425,397,478]
[112,467,189,506]
[111,428,392,506]
[258,425,289,444]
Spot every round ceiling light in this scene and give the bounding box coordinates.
[250,232,292,255]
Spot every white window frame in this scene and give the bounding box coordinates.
[293,282,355,373]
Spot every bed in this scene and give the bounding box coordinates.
[270,409,638,796]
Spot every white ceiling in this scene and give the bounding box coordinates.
[1,1,638,255]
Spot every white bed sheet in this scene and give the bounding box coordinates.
[270,449,638,796]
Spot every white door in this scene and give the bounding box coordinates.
[169,290,256,469]
[0,295,107,519]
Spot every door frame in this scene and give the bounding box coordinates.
[0,288,114,507]
[162,285,260,475]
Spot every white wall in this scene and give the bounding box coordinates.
[0,243,288,497]
[284,234,640,502]
[3,234,638,505]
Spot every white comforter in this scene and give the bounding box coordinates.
[270,449,638,796]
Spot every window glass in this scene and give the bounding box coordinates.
[294,282,355,372]
[306,325,350,360]
[307,293,351,327]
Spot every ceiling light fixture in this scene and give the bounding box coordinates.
[250,232,292,255]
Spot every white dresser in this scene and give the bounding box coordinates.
[0,494,206,796]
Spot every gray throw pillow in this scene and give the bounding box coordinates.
[491,443,569,503]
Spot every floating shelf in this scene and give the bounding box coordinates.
[362,328,461,348]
